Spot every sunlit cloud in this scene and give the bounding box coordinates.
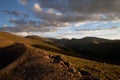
[34,3,42,13]
[18,0,28,5]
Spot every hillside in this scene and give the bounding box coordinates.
[0,32,32,45]
[52,37,120,64]
[0,43,83,80]
[0,32,120,80]
[0,32,99,80]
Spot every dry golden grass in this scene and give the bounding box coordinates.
[0,45,83,80]
[0,32,32,45]
[47,51,120,80]
[0,39,14,48]
[0,31,120,80]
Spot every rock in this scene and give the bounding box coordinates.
[59,61,66,67]
[76,71,82,77]
[52,55,67,63]
[69,66,77,73]
[44,56,49,59]
[64,62,72,67]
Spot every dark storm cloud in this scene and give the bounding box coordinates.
[0,10,29,18]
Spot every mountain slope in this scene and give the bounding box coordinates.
[52,37,120,64]
[0,32,32,45]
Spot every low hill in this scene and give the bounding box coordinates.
[0,32,32,45]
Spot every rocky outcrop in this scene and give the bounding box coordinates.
[0,44,99,80]
[51,55,82,76]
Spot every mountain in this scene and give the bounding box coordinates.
[52,37,120,64]
[0,32,120,80]
[52,37,119,46]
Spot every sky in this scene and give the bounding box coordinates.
[0,0,120,39]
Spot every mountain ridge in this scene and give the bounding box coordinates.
[51,36,120,64]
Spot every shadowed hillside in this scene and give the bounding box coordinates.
[52,37,120,64]
[0,43,26,69]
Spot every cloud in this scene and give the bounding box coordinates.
[56,26,120,39]
[34,3,42,13]
[0,18,61,32]
[18,0,28,5]
[0,10,29,18]
[9,19,28,26]
[0,25,60,33]
[36,0,120,21]
[38,0,120,13]
[1,0,120,40]
[30,1,120,27]
[76,26,118,31]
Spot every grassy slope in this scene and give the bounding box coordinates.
[48,51,120,80]
[27,36,120,80]
[0,32,32,48]
[0,32,120,80]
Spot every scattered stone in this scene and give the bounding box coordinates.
[59,61,66,67]
[69,66,77,73]
[76,71,82,77]
[52,55,66,63]
[64,62,72,67]
[44,56,49,59]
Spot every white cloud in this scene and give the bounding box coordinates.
[63,22,70,26]
[11,26,120,40]
[12,32,29,36]
[18,0,28,5]
[46,8,56,14]
[34,3,42,13]
[74,21,90,27]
